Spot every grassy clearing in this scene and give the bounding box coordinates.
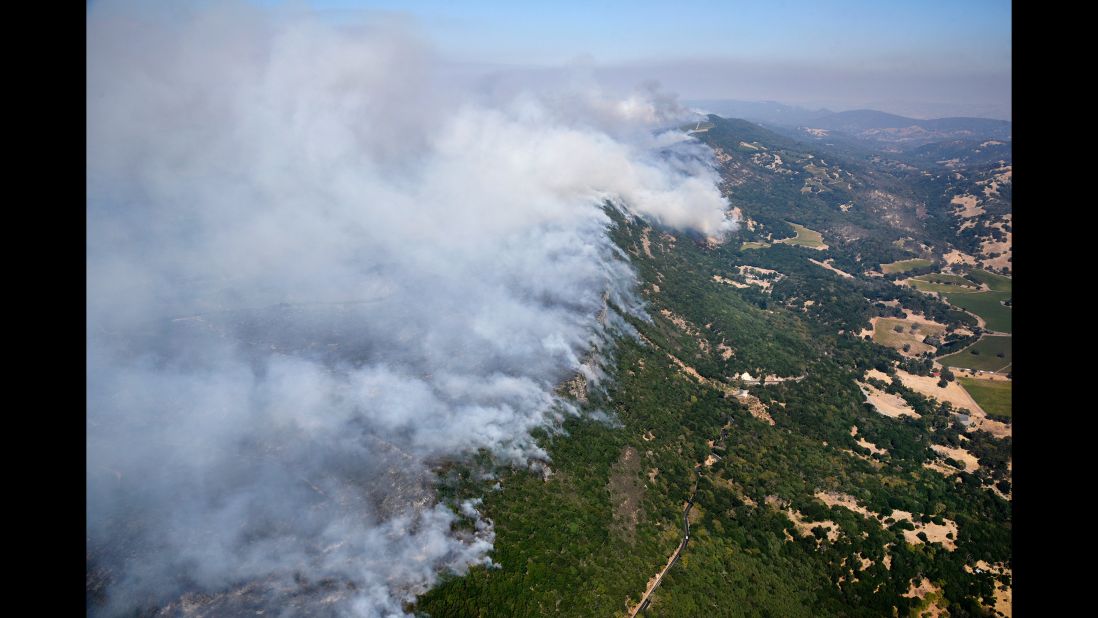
[881,258,933,274]
[873,318,946,355]
[741,241,772,250]
[775,222,826,248]
[958,377,1012,419]
[938,335,1012,372]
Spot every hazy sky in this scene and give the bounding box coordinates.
[290,0,1011,119]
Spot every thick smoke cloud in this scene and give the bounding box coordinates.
[87,2,736,615]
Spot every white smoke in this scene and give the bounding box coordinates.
[86,2,735,615]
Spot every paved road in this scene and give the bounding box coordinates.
[628,477,699,617]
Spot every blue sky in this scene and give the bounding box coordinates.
[310,1,1010,67]
[264,1,1013,118]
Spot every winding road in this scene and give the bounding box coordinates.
[626,416,735,615]
[627,477,700,617]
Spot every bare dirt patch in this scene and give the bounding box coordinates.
[739,265,784,289]
[992,584,1012,617]
[871,315,948,356]
[757,373,804,384]
[725,479,757,507]
[955,369,1010,382]
[969,415,1011,439]
[667,354,706,384]
[893,369,1011,438]
[716,342,734,360]
[712,266,785,291]
[903,578,948,617]
[951,194,984,218]
[977,165,1012,199]
[659,309,712,353]
[866,368,892,382]
[640,227,653,258]
[815,491,877,519]
[808,258,854,278]
[734,390,775,425]
[903,520,958,551]
[858,380,920,419]
[931,444,980,472]
[979,229,1012,271]
[943,250,978,266]
[904,311,953,328]
[730,206,756,231]
[712,274,749,289]
[893,369,981,414]
[659,309,698,335]
[815,491,958,551]
[922,460,958,477]
[775,501,841,544]
[856,437,889,455]
[965,561,1012,617]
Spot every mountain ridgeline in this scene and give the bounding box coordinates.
[415,113,1012,617]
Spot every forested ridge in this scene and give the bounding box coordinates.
[415,195,1011,616]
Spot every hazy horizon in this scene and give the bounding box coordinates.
[295,0,1011,121]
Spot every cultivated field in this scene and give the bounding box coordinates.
[938,335,1012,373]
[941,291,1011,333]
[958,377,1012,419]
[907,279,974,294]
[919,273,979,287]
[881,258,933,274]
[965,269,1012,292]
[775,222,827,249]
[905,270,1011,333]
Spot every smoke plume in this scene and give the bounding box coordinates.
[87,2,736,615]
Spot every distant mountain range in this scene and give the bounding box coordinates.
[687,100,1011,150]
[686,99,834,126]
[803,109,1011,139]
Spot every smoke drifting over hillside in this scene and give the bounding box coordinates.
[87,2,735,615]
